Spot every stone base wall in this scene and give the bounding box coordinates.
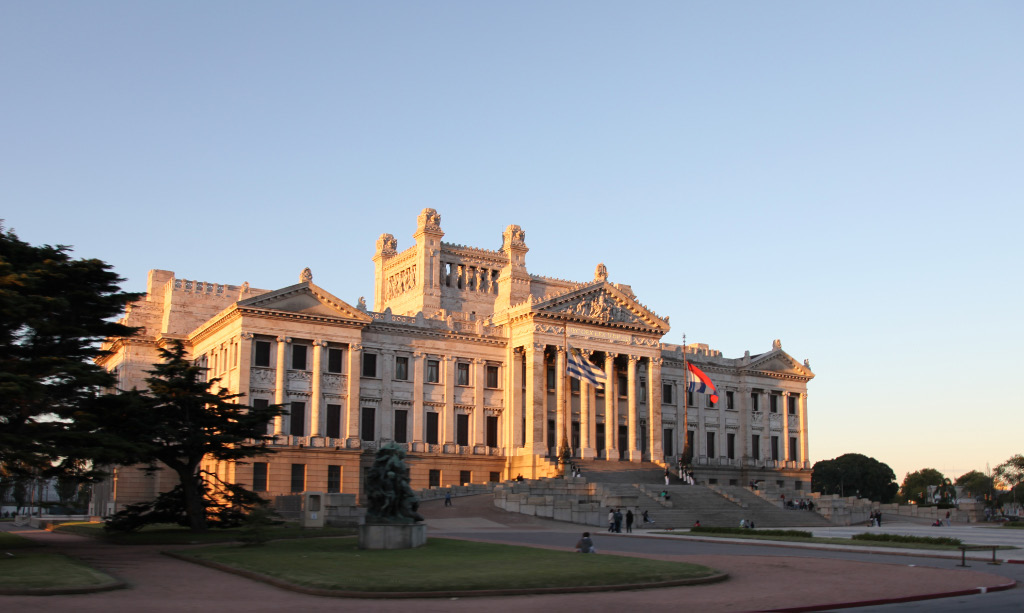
[492,477,606,527]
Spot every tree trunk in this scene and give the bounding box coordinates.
[178,468,208,532]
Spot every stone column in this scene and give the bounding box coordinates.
[760,390,771,462]
[627,355,640,462]
[443,356,455,450]
[309,340,326,437]
[781,391,791,464]
[274,336,290,436]
[555,347,566,456]
[799,392,809,467]
[473,358,485,452]
[604,353,617,461]
[739,385,751,461]
[648,356,663,462]
[579,350,593,459]
[412,351,424,451]
[238,332,254,414]
[524,343,546,456]
[345,343,362,447]
[380,349,394,442]
[510,347,524,450]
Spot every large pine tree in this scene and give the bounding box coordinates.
[102,341,282,532]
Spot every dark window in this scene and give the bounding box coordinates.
[789,436,798,460]
[252,398,269,411]
[395,356,409,380]
[456,413,469,446]
[687,430,695,456]
[486,365,499,388]
[751,392,760,412]
[570,378,580,393]
[547,366,556,390]
[289,402,305,437]
[460,470,471,485]
[547,419,555,451]
[788,395,797,415]
[663,383,673,404]
[326,404,342,439]
[290,464,305,492]
[487,416,499,448]
[571,421,580,449]
[727,433,736,460]
[618,375,627,397]
[619,425,629,452]
[794,480,803,491]
[254,341,271,367]
[489,471,500,483]
[362,353,377,377]
[427,359,440,383]
[596,424,605,452]
[292,345,308,370]
[327,348,343,373]
[726,391,735,410]
[361,407,375,441]
[327,465,341,493]
[706,393,715,407]
[640,380,647,402]
[687,391,694,406]
[770,394,779,413]
[706,432,716,457]
[752,434,760,458]
[426,412,439,445]
[457,362,469,386]
[663,428,673,456]
[428,469,441,488]
[771,436,780,461]
[253,462,268,492]
[394,409,408,443]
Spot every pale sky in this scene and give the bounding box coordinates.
[3,2,1021,484]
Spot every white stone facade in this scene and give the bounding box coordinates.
[96,209,814,508]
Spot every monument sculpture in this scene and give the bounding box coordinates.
[358,442,426,549]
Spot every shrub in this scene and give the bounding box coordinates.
[689,526,813,538]
[851,533,961,547]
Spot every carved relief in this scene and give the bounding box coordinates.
[250,368,275,385]
[555,292,641,324]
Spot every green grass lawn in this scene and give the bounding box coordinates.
[182,537,719,592]
[0,553,117,591]
[53,521,356,545]
[660,529,1011,551]
[0,531,37,549]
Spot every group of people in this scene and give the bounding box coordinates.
[605,508,654,533]
[782,498,815,512]
[931,511,951,527]
[568,463,583,478]
[868,510,883,527]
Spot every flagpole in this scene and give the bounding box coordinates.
[682,333,689,478]
[558,323,571,472]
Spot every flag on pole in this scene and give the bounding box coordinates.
[566,346,606,387]
[686,362,719,403]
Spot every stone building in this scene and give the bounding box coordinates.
[94,208,814,512]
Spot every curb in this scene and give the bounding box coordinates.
[0,580,126,597]
[762,579,1017,612]
[163,550,728,598]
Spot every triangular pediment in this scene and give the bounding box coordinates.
[533,282,669,332]
[238,282,372,323]
[745,349,814,379]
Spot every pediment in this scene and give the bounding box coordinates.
[533,282,669,332]
[745,350,814,378]
[238,282,372,323]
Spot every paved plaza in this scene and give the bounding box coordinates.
[1,496,1020,612]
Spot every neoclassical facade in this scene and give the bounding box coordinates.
[95,209,814,510]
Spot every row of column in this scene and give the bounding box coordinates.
[516,343,663,462]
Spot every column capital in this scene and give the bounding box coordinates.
[312,339,328,347]
[413,351,425,359]
[628,355,640,363]
[349,343,362,351]
[650,357,663,367]
[241,332,254,340]
[473,357,486,365]
[530,342,546,352]
[276,336,292,343]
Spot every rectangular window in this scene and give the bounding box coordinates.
[395,356,409,381]
[427,359,440,383]
[618,375,627,397]
[489,471,500,483]
[706,393,715,407]
[460,470,471,485]
[456,413,469,446]
[664,428,673,456]
[571,421,580,449]
[290,464,305,492]
[663,383,673,404]
[687,390,694,406]
[253,462,268,492]
[292,345,308,370]
[428,469,441,488]
[327,348,343,373]
[426,412,439,445]
[788,394,797,415]
[751,392,760,412]
[789,436,798,461]
[457,362,470,386]
[752,434,761,458]
[362,353,377,377]
[706,432,716,458]
[327,465,341,493]
[486,365,499,388]
[326,404,342,439]
[547,366,556,390]
[547,419,555,451]
[394,409,408,443]
[640,379,647,402]
[487,416,499,448]
[254,341,271,367]
[794,480,803,491]
[289,402,305,437]
[726,391,735,410]
[570,378,580,393]
[770,394,779,413]
[727,433,736,459]
[361,407,375,441]
[252,398,269,412]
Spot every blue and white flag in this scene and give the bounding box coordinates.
[567,347,606,387]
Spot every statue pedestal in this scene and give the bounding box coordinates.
[358,523,427,550]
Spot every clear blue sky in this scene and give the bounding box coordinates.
[3,2,1021,485]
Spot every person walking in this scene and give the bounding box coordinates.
[625,509,634,533]
[613,508,623,533]
[444,490,453,507]
[608,509,615,532]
